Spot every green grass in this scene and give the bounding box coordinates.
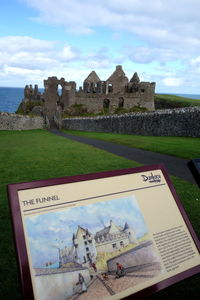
[155,94,200,109]
[62,130,200,160]
[155,94,200,105]
[0,129,139,300]
[0,129,199,299]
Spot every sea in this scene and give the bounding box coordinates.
[0,87,200,113]
[0,87,43,113]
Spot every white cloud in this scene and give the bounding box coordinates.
[0,36,54,52]
[0,36,83,86]
[0,36,79,70]
[59,45,78,61]
[3,65,42,75]
[0,34,120,87]
[2,0,200,92]
[163,77,182,87]
[21,1,200,86]
[126,46,179,64]
[190,56,200,71]
[23,0,200,49]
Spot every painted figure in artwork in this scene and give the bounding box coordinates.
[116,262,126,278]
[91,262,97,272]
[77,273,87,293]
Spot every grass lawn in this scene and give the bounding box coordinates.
[155,94,200,108]
[62,130,200,160]
[155,94,200,104]
[0,129,199,299]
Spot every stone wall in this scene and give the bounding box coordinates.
[107,241,160,272]
[0,112,45,130]
[34,267,90,300]
[75,90,155,113]
[62,106,200,137]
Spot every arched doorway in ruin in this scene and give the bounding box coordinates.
[118,97,124,108]
[103,98,110,109]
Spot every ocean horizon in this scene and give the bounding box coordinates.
[0,87,200,113]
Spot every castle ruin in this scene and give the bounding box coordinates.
[19,65,155,121]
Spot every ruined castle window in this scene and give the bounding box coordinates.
[83,235,86,239]
[94,83,97,93]
[108,83,113,93]
[57,84,62,97]
[84,256,86,263]
[141,89,145,93]
[120,241,124,247]
[84,82,90,93]
[97,82,102,93]
[103,99,110,109]
[112,243,117,249]
[90,82,95,93]
[118,97,124,108]
[84,241,87,245]
[86,247,89,252]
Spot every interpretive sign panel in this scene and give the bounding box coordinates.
[8,164,200,300]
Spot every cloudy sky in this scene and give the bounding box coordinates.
[25,195,147,267]
[1,0,200,93]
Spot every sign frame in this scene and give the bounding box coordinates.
[7,164,200,300]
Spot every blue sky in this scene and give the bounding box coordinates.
[1,0,200,93]
[25,195,147,267]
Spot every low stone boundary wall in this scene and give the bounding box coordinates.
[62,107,200,137]
[107,241,159,272]
[34,267,90,300]
[0,112,45,130]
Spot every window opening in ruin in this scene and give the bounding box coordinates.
[90,82,95,93]
[141,89,145,93]
[118,97,124,108]
[57,84,63,97]
[94,83,97,93]
[83,82,89,93]
[112,243,117,249]
[108,83,113,93]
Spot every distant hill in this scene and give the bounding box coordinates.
[155,94,200,109]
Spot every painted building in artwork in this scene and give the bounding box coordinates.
[72,226,97,265]
[60,226,97,267]
[60,220,137,267]
[95,220,137,253]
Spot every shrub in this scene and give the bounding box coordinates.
[16,100,44,115]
